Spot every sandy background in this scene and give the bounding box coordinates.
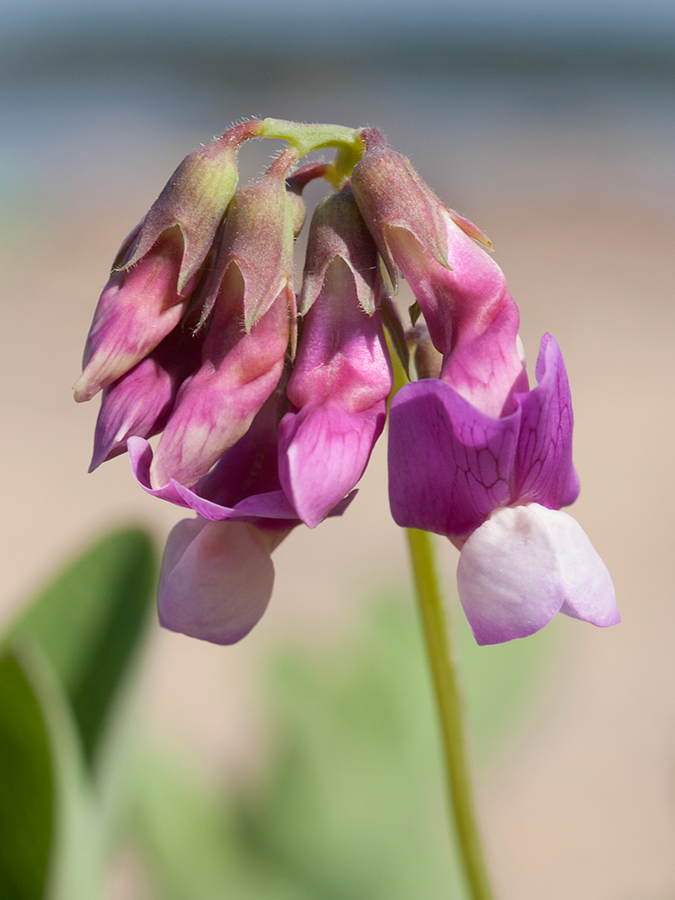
[2,58,675,898]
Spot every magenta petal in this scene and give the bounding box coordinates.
[278,402,385,528]
[128,436,299,524]
[388,379,518,537]
[158,518,276,644]
[173,483,298,522]
[128,437,193,508]
[457,504,619,645]
[90,357,175,470]
[514,334,580,509]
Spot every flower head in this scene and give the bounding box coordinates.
[77,119,616,647]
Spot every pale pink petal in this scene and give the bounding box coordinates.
[457,503,618,645]
[158,518,280,644]
[532,505,619,627]
[457,504,563,644]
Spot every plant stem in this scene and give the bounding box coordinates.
[406,527,496,900]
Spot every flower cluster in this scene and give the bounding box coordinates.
[76,118,617,645]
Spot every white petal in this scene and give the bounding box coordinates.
[457,505,563,644]
[158,518,275,644]
[457,503,618,645]
[531,505,619,627]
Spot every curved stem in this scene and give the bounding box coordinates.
[405,527,495,900]
[261,118,364,161]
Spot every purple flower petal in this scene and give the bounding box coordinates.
[278,402,385,528]
[456,504,618,644]
[158,518,281,644]
[514,333,580,509]
[128,436,297,523]
[388,379,519,538]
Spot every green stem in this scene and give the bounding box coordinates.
[406,527,495,900]
[261,118,364,161]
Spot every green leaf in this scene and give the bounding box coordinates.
[4,529,156,765]
[131,744,310,900]
[0,646,101,900]
[0,651,53,900]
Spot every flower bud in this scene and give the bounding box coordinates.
[144,151,299,488]
[352,128,526,417]
[149,267,289,489]
[204,148,297,333]
[278,189,393,527]
[124,120,263,293]
[74,123,262,404]
[88,319,204,470]
[73,228,196,402]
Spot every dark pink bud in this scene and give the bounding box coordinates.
[89,320,204,470]
[124,120,263,293]
[278,190,393,527]
[351,128,452,287]
[352,129,526,416]
[74,228,196,402]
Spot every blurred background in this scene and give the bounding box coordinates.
[1,0,675,896]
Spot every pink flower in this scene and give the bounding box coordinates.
[78,121,617,647]
[352,129,618,643]
[389,334,618,643]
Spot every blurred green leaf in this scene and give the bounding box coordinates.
[4,528,156,765]
[0,646,101,900]
[0,651,53,900]
[131,744,311,900]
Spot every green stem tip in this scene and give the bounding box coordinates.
[261,118,364,169]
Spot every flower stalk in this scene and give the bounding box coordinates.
[406,527,495,900]
[389,337,495,899]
